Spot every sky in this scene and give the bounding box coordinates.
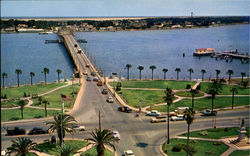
[1,0,250,17]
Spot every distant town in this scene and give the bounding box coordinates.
[1,16,249,33]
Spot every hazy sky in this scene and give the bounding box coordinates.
[1,0,250,17]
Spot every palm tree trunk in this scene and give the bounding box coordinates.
[228,74,231,84]
[2,77,4,88]
[152,70,154,80]
[232,91,234,109]
[191,93,194,109]
[139,70,141,80]
[189,72,191,80]
[186,124,190,156]
[167,105,170,144]
[17,74,20,87]
[97,145,104,156]
[58,130,63,146]
[202,73,204,81]
[164,72,166,80]
[177,72,179,80]
[58,73,60,83]
[21,108,24,119]
[211,96,214,113]
[127,69,129,80]
[241,75,244,84]
[216,74,218,80]
[45,103,47,117]
[30,76,33,85]
[45,73,47,84]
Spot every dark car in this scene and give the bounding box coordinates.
[7,127,26,136]
[86,76,91,81]
[91,72,96,76]
[28,127,48,135]
[118,106,132,113]
[102,89,108,94]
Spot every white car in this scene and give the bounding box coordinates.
[112,130,121,140]
[106,96,114,103]
[146,110,161,116]
[72,124,85,131]
[171,115,185,121]
[83,71,88,75]
[123,150,135,156]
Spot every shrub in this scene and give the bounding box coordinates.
[32,94,38,99]
[213,142,221,145]
[205,151,216,155]
[196,84,201,90]
[182,144,197,156]
[34,115,43,118]
[199,131,208,136]
[190,140,198,144]
[9,117,20,121]
[224,128,229,132]
[23,92,27,97]
[172,144,183,152]
[186,84,191,89]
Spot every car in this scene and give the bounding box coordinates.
[123,150,135,156]
[201,109,217,116]
[106,96,114,103]
[118,106,132,113]
[86,64,90,67]
[91,72,96,76]
[72,124,85,131]
[151,118,167,123]
[112,130,120,140]
[86,76,91,81]
[102,89,108,94]
[28,127,48,135]
[93,77,99,81]
[170,115,185,121]
[146,110,161,116]
[7,127,26,136]
[83,71,88,75]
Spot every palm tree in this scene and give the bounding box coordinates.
[56,69,62,83]
[215,69,220,80]
[57,145,76,156]
[42,99,50,117]
[137,66,144,80]
[162,69,168,80]
[46,114,76,146]
[43,67,50,84]
[30,72,35,86]
[184,109,195,156]
[188,68,194,80]
[18,100,26,119]
[87,128,118,156]
[201,69,206,81]
[149,65,156,80]
[175,68,181,80]
[163,87,175,144]
[2,72,8,88]
[125,64,132,80]
[207,80,222,113]
[230,87,238,109]
[6,138,37,156]
[226,70,234,84]
[241,72,246,84]
[15,69,22,87]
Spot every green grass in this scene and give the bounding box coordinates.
[1,82,67,99]
[80,146,113,156]
[31,84,80,108]
[200,82,249,95]
[110,80,196,90]
[152,96,249,112]
[162,138,228,156]
[1,99,28,108]
[1,108,60,122]
[175,91,204,97]
[229,150,250,156]
[180,127,249,139]
[35,140,88,155]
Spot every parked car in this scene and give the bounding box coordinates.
[123,150,135,156]
[102,89,108,94]
[28,127,48,135]
[7,127,26,136]
[106,96,114,103]
[146,110,161,116]
[86,64,90,67]
[171,115,185,121]
[72,124,85,131]
[83,71,88,75]
[112,130,120,140]
[151,118,167,123]
[201,109,217,116]
[93,77,99,81]
[118,106,132,113]
[86,76,91,81]
[91,72,96,76]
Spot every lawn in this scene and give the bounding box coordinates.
[35,140,88,155]
[80,146,113,156]
[175,91,204,97]
[162,138,228,156]
[229,150,250,156]
[31,84,80,108]
[1,108,60,122]
[152,96,249,112]
[180,127,249,139]
[1,99,29,108]
[200,82,249,95]
[1,82,67,99]
[109,80,196,90]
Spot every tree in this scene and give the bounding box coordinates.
[137,66,144,80]
[17,100,26,119]
[175,68,181,80]
[163,87,175,144]
[46,114,76,146]
[149,65,156,80]
[184,109,195,156]
[226,70,234,84]
[56,69,62,83]
[43,67,50,84]
[15,69,22,87]
[2,72,8,88]
[230,87,238,109]
[240,72,246,84]
[207,80,222,113]
[190,89,197,109]
[188,68,194,80]
[201,69,206,81]
[162,69,168,80]
[42,99,50,117]
[30,72,35,86]
[215,69,220,80]
[125,64,132,80]
[87,128,118,156]
[6,138,37,156]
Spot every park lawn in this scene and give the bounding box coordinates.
[180,127,249,139]
[35,140,88,155]
[1,108,60,122]
[175,91,204,97]
[109,80,196,90]
[152,96,249,112]
[31,84,80,109]
[1,82,66,99]
[200,82,249,95]
[1,99,28,108]
[229,150,250,156]
[80,146,113,156]
[162,138,228,156]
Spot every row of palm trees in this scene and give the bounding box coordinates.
[125,64,246,83]
[1,68,62,88]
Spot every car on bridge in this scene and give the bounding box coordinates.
[146,110,161,116]
[106,96,114,103]
[91,72,96,76]
[83,71,88,75]
[102,89,108,94]
[93,77,99,81]
[86,76,91,81]
[86,64,90,68]
[28,127,48,135]
[118,106,132,113]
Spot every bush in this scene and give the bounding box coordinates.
[190,140,198,144]
[9,117,20,121]
[199,131,208,136]
[213,142,221,145]
[196,84,201,90]
[224,128,229,132]
[186,84,191,89]
[32,94,38,99]
[205,151,216,155]
[182,144,197,156]
[34,115,43,118]
[23,92,27,97]
[172,144,183,152]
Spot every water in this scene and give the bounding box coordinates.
[1,33,74,86]
[76,24,249,80]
